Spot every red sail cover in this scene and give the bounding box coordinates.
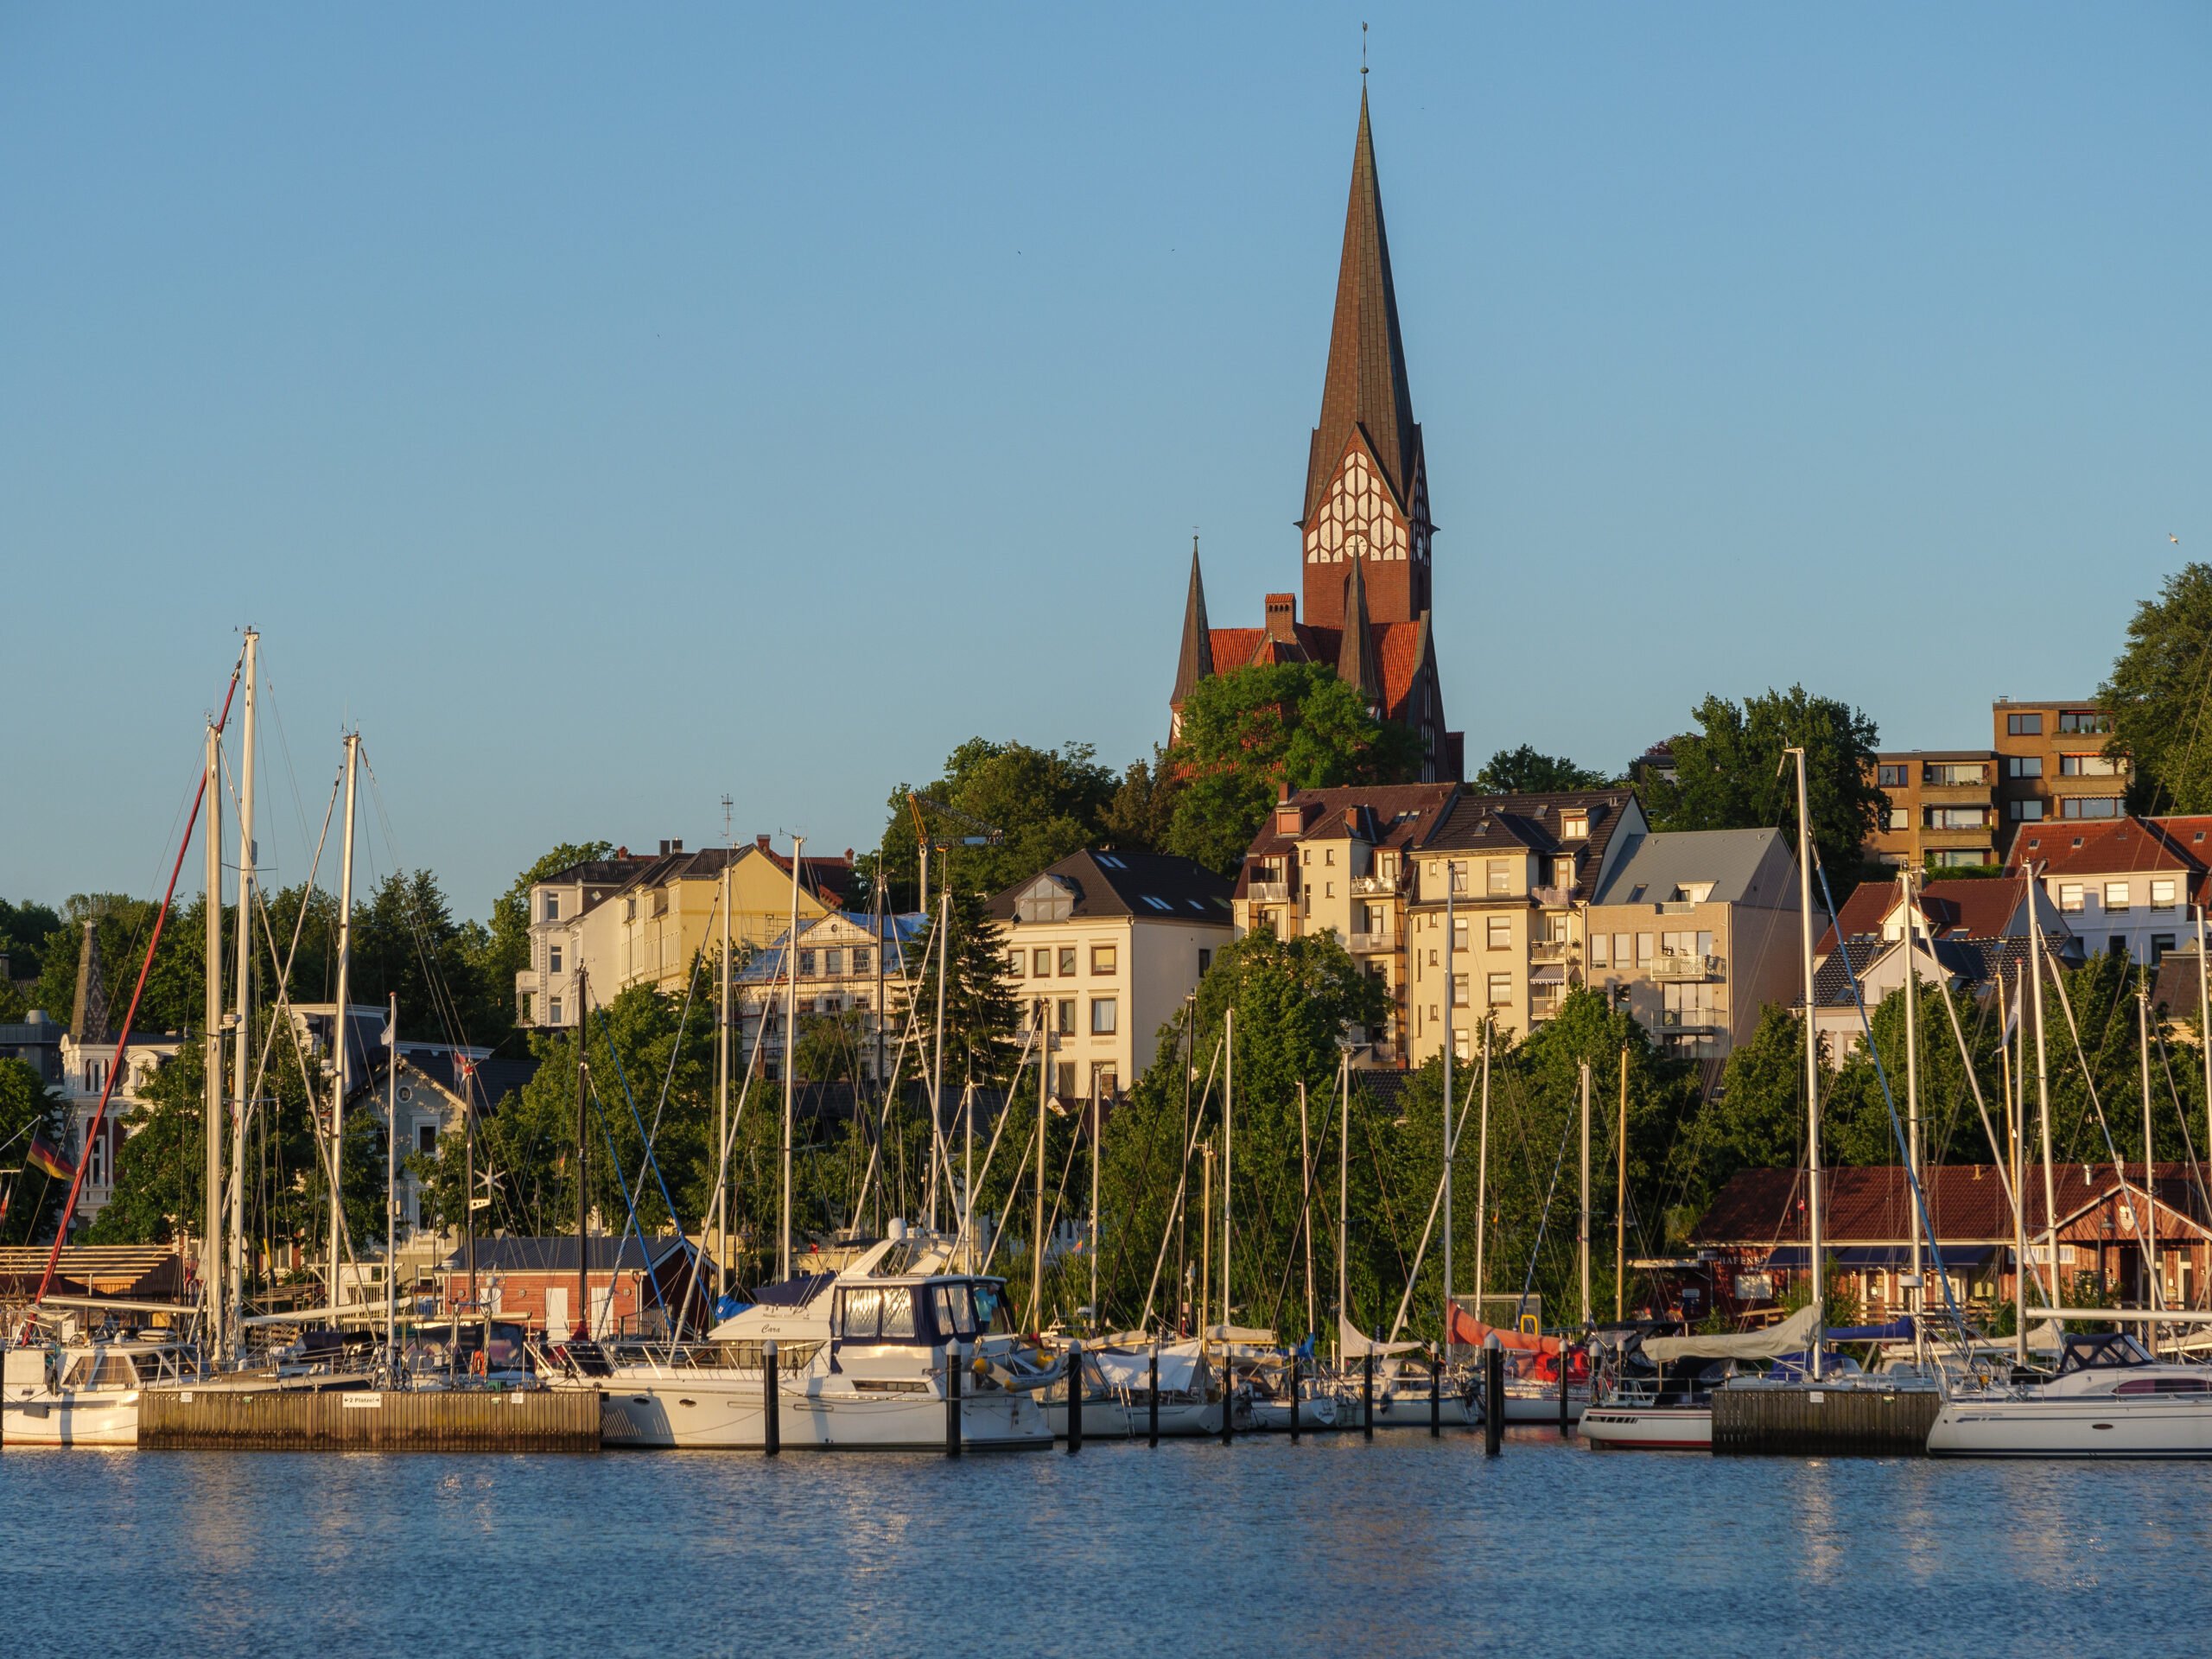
[1448,1303,1561,1355]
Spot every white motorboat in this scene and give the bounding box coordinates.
[577,1239,1056,1450]
[1580,1395,1711,1449]
[3,1325,197,1447]
[1929,1332,2212,1459]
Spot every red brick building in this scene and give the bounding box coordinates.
[437,1236,710,1340]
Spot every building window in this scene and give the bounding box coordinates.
[1487,916,1510,951]
[1009,950,1026,978]
[549,996,563,1024]
[1591,932,1610,968]
[548,944,563,976]
[1613,933,1631,969]
[1637,933,1655,965]
[1057,999,1077,1037]
[1877,765,1908,788]
[2057,883,2084,913]
[1325,849,1336,866]
[1929,849,1991,868]
[1486,973,1511,1006]
[1452,977,1470,1007]
[2058,710,2110,734]
[2008,755,2044,779]
[1058,947,1077,976]
[417,1124,437,1155]
[1886,808,1910,831]
[1486,861,1510,896]
[1090,1062,1119,1097]
[2008,713,2044,736]
[853,948,870,975]
[544,893,561,921]
[2061,797,2123,819]
[1198,948,1212,976]
[2152,879,2177,909]
[1055,1062,1077,1099]
[2105,881,2132,912]
[798,950,817,976]
[1090,998,1118,1035]
[1923,762,1985,786]
[1924,807,1988,830]
[2060,753,2122,778]
[1090,944,1117,975]
[625,896,637,921]
[2153,935,2177,963]
[1563,813,1587,839]
[1034,949,1052,977]
[1452,918,1470,953]
[820,948,838,976]
[2010,801,2044,822]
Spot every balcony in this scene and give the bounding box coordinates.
[1649,953,1724,981]
[1531,885,1571,908]
[1660,1011,1720,1030]
[1351,874,1396,897]
[1248,880,1292,905]
[1349,931,1394,954]
[1529,940,1572,964]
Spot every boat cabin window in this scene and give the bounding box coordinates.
[62,1353,139,1389]
[2056,1332,2154,1374]
[932,1282,976,1339]
[836,1285,921,1343]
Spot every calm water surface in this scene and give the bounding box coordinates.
[5,1430,2207,1658]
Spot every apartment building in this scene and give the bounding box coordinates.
[734,910,925,1084]
[518,838,854,1028]
[1993,697,2127,844]
[1866,751,1999,871]
[991,851,1234,1099]
[1402,790,1646,1061]
[2008,817,2208,965]
[1580,828,1801,1064]
[1230,783,1459,1064]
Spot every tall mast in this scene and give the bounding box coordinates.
[1474,1020,1490,1332]
[574,966,589,1338]
[2199,904,2212,1311]
[1579,1059,1592,1332]
[781,836,803,1280]
[226,627,258,1351]
[2139,988,2160,1321]
[2003,964,2026,1362]
[1198,1140,1211,1335]
[1901,868,1923,1369]
[1088,1076,1100,1327]
[926,884,945,1236]
[2027,868,2061,1306]
[1615,1046,1628,1325]
[1221,1004,1234,1330]
[1298,1080,1315,1344]
[1787,745,1823,1378]
[330,731,359,1318]
[715,852,731,1304]
[201,721,225,1363]
[384,992,397,1363]
[1336,1046,1349,1363]
[1442,866,1454,1355]
[1033,1005,1049,1326]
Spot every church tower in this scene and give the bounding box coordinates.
[1299,89,1431,632]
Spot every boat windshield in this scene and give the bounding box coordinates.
[926,1281,1014,1340]
[2056,1332,2155,1375]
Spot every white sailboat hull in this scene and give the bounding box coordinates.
[1929,1395,2212,1459]
[3,1391,142,1447]
[1500,1384,1590,1425]
[1581,1403,1712,1450]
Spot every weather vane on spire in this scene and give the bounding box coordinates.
[1362,21,1368,78]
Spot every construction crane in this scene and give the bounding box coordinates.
[907,791,1002,916]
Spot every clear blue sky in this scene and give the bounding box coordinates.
[5,3,2207,919]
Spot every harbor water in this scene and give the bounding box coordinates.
[6,1430,2209,1657]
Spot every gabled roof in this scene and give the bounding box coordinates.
[987,851,1233,926]
[1694,1164,2212,1247]
[1303,89,1421,530]
[1808,934,1988,1010]
[1815,875,2042,956]
[739,912,927,983]
[2007,817,2202,882]
[1589,827,1794,911]
[1417,789,1640,903]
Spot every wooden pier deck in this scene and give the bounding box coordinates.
[141,1386,601,1452]
[1712,1383,1941,1457]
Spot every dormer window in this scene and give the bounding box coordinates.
[1563,813,1587,840]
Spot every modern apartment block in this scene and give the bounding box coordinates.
[1993,697,2127,842]
[1866,750,1999,871]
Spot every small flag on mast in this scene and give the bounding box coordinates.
[27,1135,77,1182]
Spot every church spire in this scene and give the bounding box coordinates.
[1170,537,1215,722]
[1337,555,1382,712]
[1303,86,1421,528]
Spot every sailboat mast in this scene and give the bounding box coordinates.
[1443,870,1454,1353]
[1033,1003,1047,1327]
[1615,1046,1628,1324]
[574,966,588,1338]
[1579,1060,1592,1332]
[716,854,730,1305]
[1474,1020,1490,1334]
[2028,868,2061,1306]
[1221,1004,1233,1330]
[330,731,359,1318]
[2139,988,2159,1319]
[782,836,803,1280]
[1298,1080,1314,1344]
[226,627,257,1351]
[1902,868,1923,1369]
[384,992,397,1360]
[201,721,225,1364]
[925,885,944,1236]
[1788,745,1823,1379]
[1336,1047,1348,1363]
[2199,904,2212,1312]
[2004,963,2027,1362]
[1088,1077,1099,1327]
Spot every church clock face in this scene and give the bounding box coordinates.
[1306,445,1409,565]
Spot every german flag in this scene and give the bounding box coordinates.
[27,1135,76,1182]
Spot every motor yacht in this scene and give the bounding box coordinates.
[1928,1332,2212,1459]
[3,1318,197,1447]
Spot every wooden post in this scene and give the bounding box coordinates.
[1289,1353,1301,1443]
[945,1339,963,1457]
[1429,1348,1440,1438]
[1362,1338,1374,1441]
[1484,1341,1503,1457]
[1148,1341,1160,1447]
[1066,1338,1083,1454]
[762,1339,779,1456]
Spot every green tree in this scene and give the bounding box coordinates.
[1100,747,1183,855]
[1164,662,1423,874]
[907,891,1020,1086]
[1643,686,1884,885]
[1690,1005,1815,1200]
[869,740,1120,906]
[0,1058,70,1244]
[351,870,499,1046]
[1471,744,1614,795]
[0,899,62,1020]
[2102,562,2212,813]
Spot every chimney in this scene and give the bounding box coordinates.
[658,839,671,855]
[1264,592,1299,644]
[756,834,772,852]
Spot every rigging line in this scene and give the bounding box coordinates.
[1384,1059,1484,1344]
[253,664,320,889]
[590,997,686,1249]
[1514,1085,1578,1325]
[582,1075,665,1318]
[1135,1028,1224,1332]
[952,1022,1036,1264]
[2152,1024,2212,1232]
[242,769,341,1122]
[2040,942,2164,1295]
[1032,1096,1088,1325]
[356,755,474,1058]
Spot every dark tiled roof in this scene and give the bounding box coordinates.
[2007,818,2202,887]
[1420,789,1637,904]
[1205,617,1433,726]
[435,1236,693,1274]
[1694,1164,2212,1247]
[988,851,1232,925]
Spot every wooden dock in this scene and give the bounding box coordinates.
[1712,1383,1941,1456]
[140,1386,601,1452]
